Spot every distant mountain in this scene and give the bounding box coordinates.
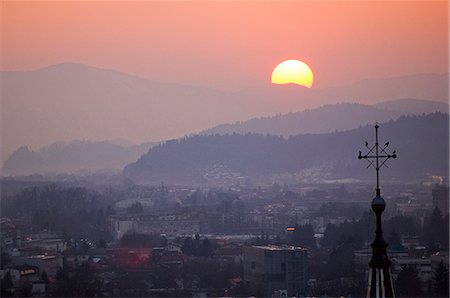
[1,63,242,161]
[123,113,449,185]
[2,140,157,176]
[2,63,448,159]
[374,98,449,115]
[202,99,448,136]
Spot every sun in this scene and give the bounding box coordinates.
[271,60,314,88]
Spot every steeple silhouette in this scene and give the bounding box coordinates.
[358,123,397,298]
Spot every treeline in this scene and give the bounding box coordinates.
[181,234,215,257]
[314,202,366,219]
[1,184,113,241]
[322,208,448,251]
[124,113,449,184]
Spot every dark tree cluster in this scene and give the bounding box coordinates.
[181,234,214,257]
[52,264,103,297]
[314,202,365,219]
[325,235,362,280]
[395,265,423,297]
[322,213,420,250]
[127,201,144,214]
[433,261,449,297]
[421,207,449,252]
[290,224,316,249]
[2,184,112,241]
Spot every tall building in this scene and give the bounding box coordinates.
[243,245,308,297]
[432,184,449,215]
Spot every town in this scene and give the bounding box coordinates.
[1,179,448,297]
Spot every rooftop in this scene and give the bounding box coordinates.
[253,245,307,251]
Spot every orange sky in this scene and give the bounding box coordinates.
[1,1,448,88]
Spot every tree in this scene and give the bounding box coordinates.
[326,235,356,279]
[395,265,422,297]
[0,252,11,268]
[322,223,340,248]
[17,281,32,297]
[182,237,193,255]
[387,229,404,250]
[291,224,316,249]
[422,207,445,249]
[201,238,213,257]
[52,263,102,297]
[433,261,449,297]
[41,271,50,284]
[194,233,201,249]
[127,202,143,214]
[1,271,14,297]
[275,234,282,245]
[97,238,107,249]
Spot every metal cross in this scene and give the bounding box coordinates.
[358,123,397,194]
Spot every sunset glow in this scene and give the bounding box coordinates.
[1,1,447,159]
[271,60,314,88]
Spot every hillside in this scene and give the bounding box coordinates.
[374,98,449,115]
[3,140,156,175]
[202,99,448,136]
[124,113,449,185]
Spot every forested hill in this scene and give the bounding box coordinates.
[201,99,448,137]
[123,113,449,185]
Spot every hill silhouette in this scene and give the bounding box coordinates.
[124,113,449,185]
[3,140,156,175]
[202,99,448,136]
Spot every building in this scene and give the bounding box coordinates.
[1,265,40,284]
[0,265,43,295]
[113,247,152,268]
[12,254,63,279]
[109,213,202,240]
[21,238,67,253]
[243,245,308,297]
[213,243,242,264]
[432,184,449,215]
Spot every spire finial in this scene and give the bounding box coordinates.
[358,123,397,195]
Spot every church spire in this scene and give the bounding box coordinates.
[358,123,397,298]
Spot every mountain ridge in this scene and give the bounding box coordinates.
[4,98,448,176]
[2,140,157,176]
[202,99,448,136]
[124,113,449,186]
[2,63,448,160]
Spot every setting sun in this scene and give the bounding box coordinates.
[271,60,314,88]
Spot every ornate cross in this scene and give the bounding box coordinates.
[358,123,397,195]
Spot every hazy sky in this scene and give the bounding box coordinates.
[2,1,448,89]
[1,1,449,161]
